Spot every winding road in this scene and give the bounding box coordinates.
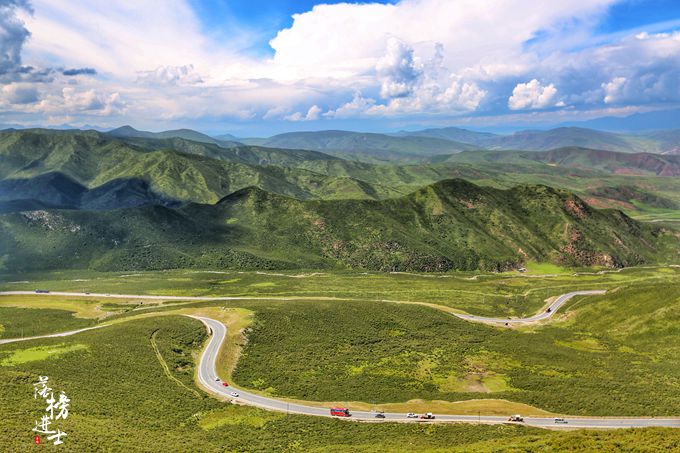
[1,289,679,429]
[453,290,607,325]
[190,315,680,429]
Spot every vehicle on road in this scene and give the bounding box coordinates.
[554,418,568,424]
[34,289,50,294]
[508,415,524,422]
[330,407,351,417]
[221,382,229,387]
[230,391,239,398]
[546,308,552,313]
[374,411,385,419]
[420,413,435,420]
[406,413,418,419]
[215,377,220,382]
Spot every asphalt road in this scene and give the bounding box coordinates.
[191,315,680,429]
[2,289,679,428]
[453,290,608,325]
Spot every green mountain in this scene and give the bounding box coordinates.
[393,127,498,146]
[0,129,407,206]
[2,129,679,222]
[1,179,675,273]
[395,125,679,154]
[242,126,680,158]
[442,147,680,176]
[475,127,659,153]
[242,130,478,162]
[213,133,241,142]
[108,125,242,148]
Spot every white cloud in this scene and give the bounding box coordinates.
[1,0,679,128]
[376,38,421,99]
[304,104,322,121]
[508,79,559,110]
[602,76,627,104]
[285,104,323,121]
[70,88,123,115]
[325,93,377,119]
[137,65,204,86]
[1,83,39,104]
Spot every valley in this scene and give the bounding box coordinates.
[1,126,679,451]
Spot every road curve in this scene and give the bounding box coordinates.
[453,290,607,325]
[190,315,680,429]
[0,290,606,325]
[2,289,679,428]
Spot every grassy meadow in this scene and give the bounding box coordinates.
[0,267,679,450]
[1,313,679,451]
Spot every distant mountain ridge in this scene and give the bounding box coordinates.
[0,129,407,207]
[392,126,499,146]
[240,130,478,162]
[2,178,675,273]
[444,147,680,176]
[235,126,680,158]
[557,108,680,132]
[108,125,243,148]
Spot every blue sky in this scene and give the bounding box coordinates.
[597,0,680,33]
[1,0,679,135]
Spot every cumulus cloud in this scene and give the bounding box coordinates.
[602,76,627,104]
[325,92,377,119]
[535,31,680,107]
[1,0,679,128]
[325,40,486,118]
[1,82,38,104]
[284,104,323,121]
[376,38,421,99]
[55,87,124,115]
[0,0,31,73]
[508,79,559,110]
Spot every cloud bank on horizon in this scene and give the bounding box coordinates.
[0,0,679,134]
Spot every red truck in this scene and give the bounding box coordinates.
[330,407,351,417]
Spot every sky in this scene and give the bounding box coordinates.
[0,0,679,136]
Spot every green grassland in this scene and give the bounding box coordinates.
[231,280,680,416]
[0,307,96,339]
[1,312,679,451]
[0,315,548,452]
[3,265,678,317]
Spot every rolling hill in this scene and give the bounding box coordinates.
[478,127,654,153]
[392,126,499,146]
[442,147,680,176]
[241,130,478,162]
[1,179,675,273]
[0,129,408,206]
[108,125,243,148]
[238,126,680,158]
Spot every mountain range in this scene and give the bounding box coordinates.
[2,179,675,273]
[0,127,679,273]
[107,124,680,162]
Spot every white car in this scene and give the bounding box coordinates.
[406,413,418,418]
[230,391,240,398]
